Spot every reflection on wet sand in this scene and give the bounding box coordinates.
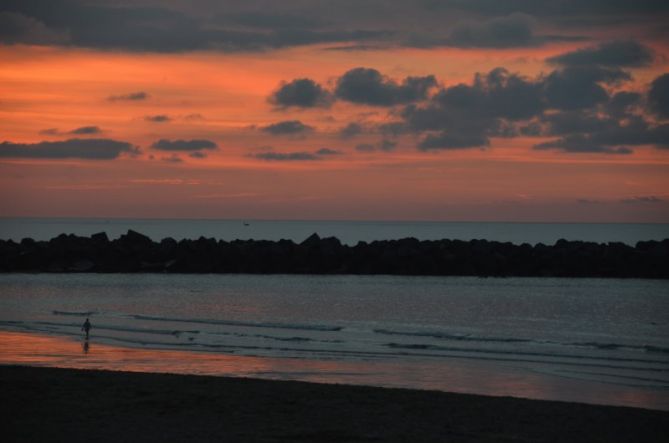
[1,331,667,411]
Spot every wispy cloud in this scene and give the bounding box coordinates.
[39,126,102,136]
[145,115,171,123]
[108,91,149,101]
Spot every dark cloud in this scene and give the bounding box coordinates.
[418,132,489,150]
[648,73,669,119]
[251,146,344,161]
[400,67,544,148]
[1,0,204,52]
[210,28,388,52]
[0,0,387,52]
[354,139,396,152]
[269,78,332,108]
[315,148,341,155]
[220,12,328,30]
[337,64,666,154]
[335,68,436,106]
[538,111,669,151]
[437,68,543,120]
[520,121,543,136]
[446,13,537,48]
[393,65,667,154]
[589,119,669,148]
[534,135,632,154]
[145,115,171,123]
[0,138,138,160]
[422,0,669,17]
[323,43,391,52]
[487,119,518,137]
[108,91,149,101]
[547,40,655,68]
[0,11,68,45]
[547,111,660,146]
[70,125,101,135]
[268,67,461,113]
[189,151,207,159]
[260,120,314,135]
[151,139,217,151]
[542,111,618,136]
[252,151,320,161]
[378,122,408,137]
[339,122,364,138]
[39,126,102,136]
[2,1,667,52]
[607,91,642,116]
[543,66,630,111]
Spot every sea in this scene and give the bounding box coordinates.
[1,218,668,411]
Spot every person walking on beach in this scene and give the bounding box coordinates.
[82,318,91,339]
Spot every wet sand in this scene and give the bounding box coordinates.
[3,365,668,443]
[2,330,668,411]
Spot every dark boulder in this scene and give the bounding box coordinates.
[91,232,109,243]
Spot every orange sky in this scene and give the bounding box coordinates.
[1,39,669,222]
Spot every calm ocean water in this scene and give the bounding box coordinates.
[1,217,668,245]
[1,273,668,410]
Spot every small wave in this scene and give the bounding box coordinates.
[204,329,344,344]
[53,310,96,317]
[376,329,669,357]
[95,324,200,337]
[374,328,532,344]
[2,319,199,338]
[385,343,669,367]
[554,369,669,387]
[572,342,621,350]
[570,342,669,355]
[253,334,343,344]
[90,336,669,373]
[644,345,669,355]
[130,314,342,332]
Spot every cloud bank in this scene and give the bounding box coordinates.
[0,138,139,160]
[270,79,332,108]
[151,139,218,151]
[1,1,667,53]
[260,120,314,135]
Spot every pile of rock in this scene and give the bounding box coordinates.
[0,230,667,278]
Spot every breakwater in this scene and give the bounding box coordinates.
[1,230,667,278]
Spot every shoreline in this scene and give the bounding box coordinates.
[4,365,668,442]
[2,330,668,412]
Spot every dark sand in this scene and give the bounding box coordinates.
[3,366,668,442]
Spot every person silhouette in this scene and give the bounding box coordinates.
[82,317,91,339]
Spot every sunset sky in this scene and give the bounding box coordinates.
[1,0,669,222]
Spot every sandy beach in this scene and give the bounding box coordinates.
[3,364,668,442]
